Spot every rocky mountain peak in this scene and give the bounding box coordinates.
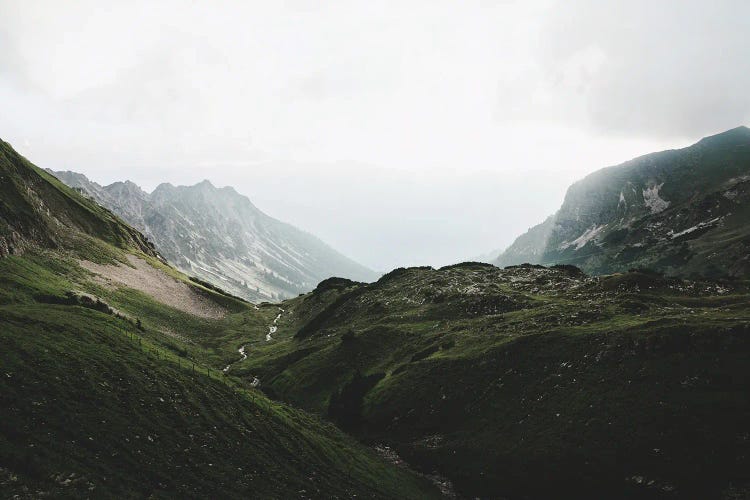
[51,169,378,302]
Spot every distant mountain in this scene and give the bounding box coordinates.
[50,171,378,301]
[494,126,750,278]
[471,246,505,264]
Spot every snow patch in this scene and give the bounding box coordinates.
[668,217,722,239]
[560,224,606,251]
[642,183,669,214]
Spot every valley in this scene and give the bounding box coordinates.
[3,2,749,497]
[0,139,439,498]
[2,127,750,499]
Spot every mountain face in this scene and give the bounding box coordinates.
[494,126,750,277]
[493,215,555,267]
[51,171,377,302]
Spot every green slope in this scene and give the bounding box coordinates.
[0,140,440,499]
[237,264,750,499]
[0,302,436,499]
[0,139,157,260]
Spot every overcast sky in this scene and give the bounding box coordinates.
[1,1,749,270]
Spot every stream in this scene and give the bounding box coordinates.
[266,307,284,341]
[222,345,247,373]
[223,307,284,373]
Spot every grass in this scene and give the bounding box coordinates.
[0,246,439,498]
[0,289,438,498]
[237,264,750,498]
[0,139,156,260]
[3,134,750,498]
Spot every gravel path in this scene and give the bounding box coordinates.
[80,255,227,319]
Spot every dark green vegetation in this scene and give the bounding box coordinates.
[0,139,156,260]
[495,126,750,278]
[0,141,438,499]
[0,301,436,499]
[5,132,750,499]
[240,263,750,499]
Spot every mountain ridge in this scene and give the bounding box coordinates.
[0,139,158,260]
[50,170,378,302]
[493,126,750,277]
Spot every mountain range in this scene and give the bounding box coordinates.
[50,171,377,302]
[3,128,750,499]
[493,126,750,278]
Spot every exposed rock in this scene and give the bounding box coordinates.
[494,126,750,278]
[51,171,378,302]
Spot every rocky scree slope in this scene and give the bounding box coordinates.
[494,126,750,277]
[51,171,377,302]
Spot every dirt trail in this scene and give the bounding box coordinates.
[80,255,227,319]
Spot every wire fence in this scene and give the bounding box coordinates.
[117,324,270,410]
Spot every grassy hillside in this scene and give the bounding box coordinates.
[0,140,439,498]
[5,136,750,498]
[237,264,750,498]
[0,139,157,260]
[0,249,439,499]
